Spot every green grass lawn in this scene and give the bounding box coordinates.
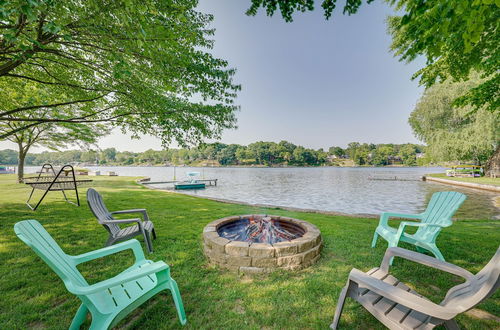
[428,173,500,187]
[0,175,498,329]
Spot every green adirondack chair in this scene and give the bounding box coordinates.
[371,191,466,263]
[14,220,187,329]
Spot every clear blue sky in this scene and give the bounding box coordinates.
[0,0,425,152]
[197,0,425,150]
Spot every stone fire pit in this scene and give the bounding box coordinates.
[203,215,322,274]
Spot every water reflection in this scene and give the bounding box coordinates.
[24,166,499,220]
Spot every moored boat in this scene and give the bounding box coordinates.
[0,166,15,174]
[174,172,206,190]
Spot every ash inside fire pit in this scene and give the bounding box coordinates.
[218,216,305,244]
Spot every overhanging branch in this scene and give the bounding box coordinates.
[0,94,109,118]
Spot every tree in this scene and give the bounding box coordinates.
[292,146,307,165]
[328,146,344,158]
[247,0,499,112]
[0,149,17,164]
[81,150,99,164]
[409,78,499,166]
[0,81,108,182]
[398,144,417,166]
[0,0,240,145]
[1,120,107,182]
[248,141,274,165]
[116,151,136,165]
[345,142,360,160]
[101,148,117,164]
[371,145,394,166]
[235,146,254,164]
[217,144,240,165]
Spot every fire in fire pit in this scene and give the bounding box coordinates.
[218,216,304,244]
[203,215,322,273]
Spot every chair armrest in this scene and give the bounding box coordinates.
[111,209,149,221]
[394,221,448,239]
[69,261,169,295]
[348,268,459,320]
[102,218,143,225]
[380,247,474,280]
[378,212,423,227]
[71,239,145,265]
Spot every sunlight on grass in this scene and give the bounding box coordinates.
[0,175,498,329]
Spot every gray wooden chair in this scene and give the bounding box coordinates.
[87,188,156,253]
[331,246,500,329]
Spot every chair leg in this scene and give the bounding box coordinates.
[69,304,88,330]
[105,235,115,247]
[89,315,113,330]
[371,232,379,248]
[330,287,348,329]
[388,241,399,265]
[430,245,445,262]
[152,228,157,239]
[144,231,153,253]
[444,319,460,330]
[168,279,187,325]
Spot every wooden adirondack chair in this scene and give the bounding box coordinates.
[371,191,466,262]
[331,246,500,329]
[87,188,156,253]
[14,220,186,329]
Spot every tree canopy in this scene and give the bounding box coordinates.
[0,0,240,144]
[409,76,499,165]
[247,0,499,112]
[0,78,109,181]
[247,0,374,22]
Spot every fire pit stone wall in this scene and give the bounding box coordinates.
[203,215,322,274]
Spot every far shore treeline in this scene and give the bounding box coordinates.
[0,141,426,167]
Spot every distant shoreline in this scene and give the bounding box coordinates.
[21,164,444,169]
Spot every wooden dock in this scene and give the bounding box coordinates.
[368,176,422,182]
[140,178,218,186]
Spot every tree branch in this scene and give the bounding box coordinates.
[0,122,42,140]
[0,94,108,118]
[4,73,121,93]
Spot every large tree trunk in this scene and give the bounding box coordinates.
[484,145,500,177]
[17,143,27,183]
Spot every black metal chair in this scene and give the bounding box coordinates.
[86,188,156,253]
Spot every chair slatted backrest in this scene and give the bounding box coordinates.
[416,191,467,242]
[14,220,88,289]
[443,247,500,311]
[87,188,120,235]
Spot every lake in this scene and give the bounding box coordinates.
[24,166,499,220]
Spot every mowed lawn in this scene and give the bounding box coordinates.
[428,173,500,187]
[0,175,498,329]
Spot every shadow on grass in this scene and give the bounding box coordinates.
[0,176,498,329]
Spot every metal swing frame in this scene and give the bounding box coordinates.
[24,164,92,211]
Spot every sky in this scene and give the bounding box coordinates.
[0,0,425,153]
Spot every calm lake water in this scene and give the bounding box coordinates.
[25,166,499,220]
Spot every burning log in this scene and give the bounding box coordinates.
[220,216,299,244]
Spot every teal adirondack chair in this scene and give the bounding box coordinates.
[371,191,466,263]
[14,220,186,329]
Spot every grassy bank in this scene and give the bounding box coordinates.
[0,175,498,329]
[428,173,500,187]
